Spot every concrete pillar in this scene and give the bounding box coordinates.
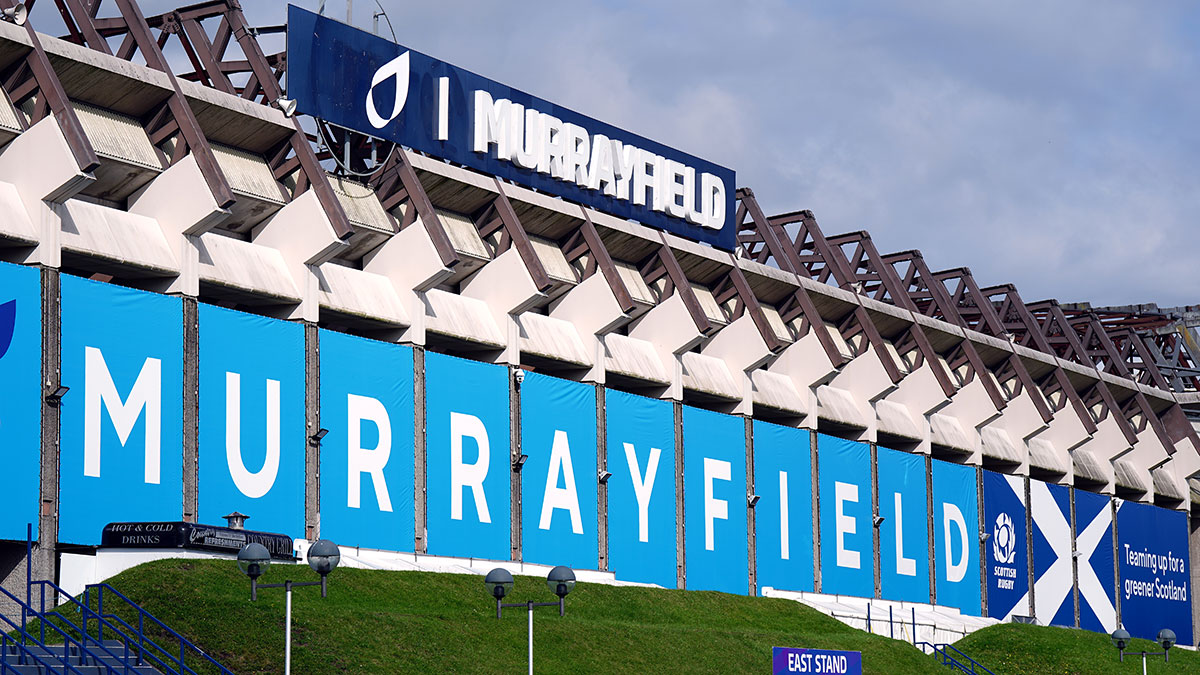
[926,454,936,605]
[675,402,685,589]
[510,370,522,562]
[597,384,608,571]
[1114,499,1122,630]
[1189,510,1199,645]
[36,266,59,592]
[871,442,881,599]
[1026,478,1036,618]
[746,417,756,596]
[182,298,198,522]
[977,467,987,617]
[305,324,320,540]
[811,431,821,593]
[414,347,427,554]
[1070,488,1079,627]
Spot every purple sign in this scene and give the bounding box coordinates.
[772,647,862,674]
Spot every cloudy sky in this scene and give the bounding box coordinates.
[37,1,1200,308]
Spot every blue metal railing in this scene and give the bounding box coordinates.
[916,641,997,675]
[4,524,233,675]
[84,582,235,675]
[0,581,123,674]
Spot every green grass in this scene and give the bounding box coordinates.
[952,622,1199,674]
[28,559,1199,673]
[60,559,941,674]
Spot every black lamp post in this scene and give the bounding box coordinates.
[238,539,341,675]
[485,565,577,675]
[1111,627,1175,671]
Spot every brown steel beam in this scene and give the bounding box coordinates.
[2,0,99,173]
[394,149,460,269]
[490,178,552,292]
[580,211,637,314]
[733,189,847,367]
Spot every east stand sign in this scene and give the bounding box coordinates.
[286,5,737,250]
[772,647,862,674]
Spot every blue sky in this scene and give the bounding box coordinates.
[39,1,1200,307]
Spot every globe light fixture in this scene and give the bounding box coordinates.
[237,538,341,675]
[486,565,580,674]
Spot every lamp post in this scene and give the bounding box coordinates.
[484,565,576,675]
[238,539,341,675]
[1111,627,1175,674]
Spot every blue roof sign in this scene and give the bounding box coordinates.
[286,5,737,250]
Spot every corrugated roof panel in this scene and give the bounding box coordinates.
[760,305,794,344]
[529,236,577,285]
[329,175,393,234]
[614,260,655,305]
[690,283,728,326]
[72,101,162,170]
[211,143,284,204]
[435,208,491,260]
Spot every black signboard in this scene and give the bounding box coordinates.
[101,522,294,560]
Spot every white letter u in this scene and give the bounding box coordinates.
[225,372,280,499]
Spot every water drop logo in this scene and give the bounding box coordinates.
[365,51,410,130]
[0,299,14,362]
[993,512,1015,564]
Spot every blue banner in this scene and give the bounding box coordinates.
[1074,489,1114,633]
[932,459,980,616]
[683,406,747,594]
[753,421,813,595]
[983,471,1029,620]
[286,5,737,251]
[521,373,597,569]
[606,389,676,588]
[318,330,414,553]
[0,262,40,540]
[878,447,929,603]
[1116,500,1192,645]
[425,353,510,561]
[198,305,305,536]
[1030,479,1073,627]
[60,277,183,544]
[818,435,873,598]
[772,647,862,675]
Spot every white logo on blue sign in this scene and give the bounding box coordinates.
[365,51,410,130]
[993,512,1015,564]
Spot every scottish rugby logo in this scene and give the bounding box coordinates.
[365,51,410,130]
[993,512,1016,564]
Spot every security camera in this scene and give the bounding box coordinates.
[512,367,525,385]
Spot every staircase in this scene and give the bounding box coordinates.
[916,642,996,675]
[0,535,234,674]
[0,640,161,674]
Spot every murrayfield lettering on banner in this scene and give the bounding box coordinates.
[319,330,415,553]
[286,5,737,250]
[60,277,184,544]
